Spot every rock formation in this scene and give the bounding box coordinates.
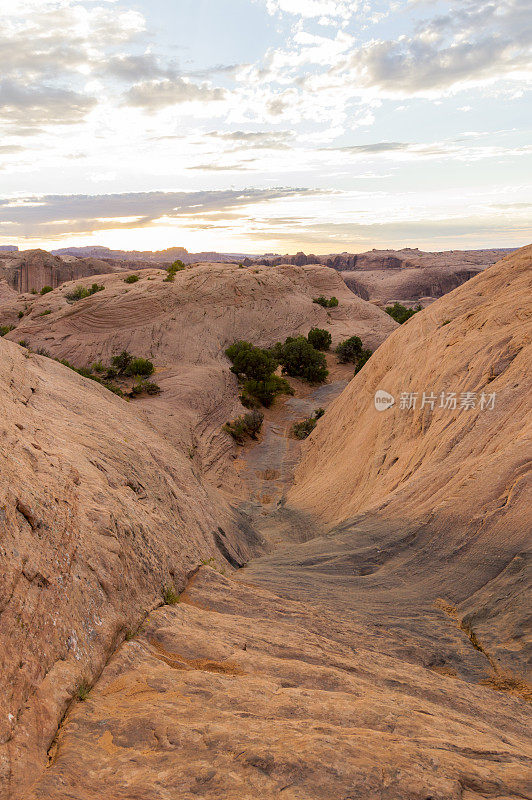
[0,249,120,294]
[256,247,514,307]
[1,248,530,799]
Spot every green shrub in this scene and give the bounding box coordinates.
[291,408,324,439]
[111,350,132,375]
[313,296,338,308]
[307,327,332,350]
[39,309,52,316]
[274,336,328,383]
[30,289,38,295]
[242,375,293,407]
[125,357,154,377]
[164,260,186,282]
[40,285,53,295]
[129,379,161,397]
[385,302,421,324]
[353,348,373,375]
[226,340,278,382]
[92,360,105,373]
[18,310,24,318]
[0,325,14,336]
[66,283,104,302]
[124,274,139,284]
[336,335,363,364]
[18,340,29,347]
[223,409,264,444]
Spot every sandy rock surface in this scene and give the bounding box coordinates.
[4,261,396,490]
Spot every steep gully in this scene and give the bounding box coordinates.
[24,356,531,800]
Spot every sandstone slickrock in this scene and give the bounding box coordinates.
[4,261,396,490]
[2,249,530,799]
[0,338,259,795]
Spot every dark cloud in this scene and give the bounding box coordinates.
[0,188,313,237]
[124,79,226,109]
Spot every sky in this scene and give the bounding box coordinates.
[0,0,531,254]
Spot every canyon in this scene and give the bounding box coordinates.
[0,247,530,799]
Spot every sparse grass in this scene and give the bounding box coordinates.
[0,325,15,336]
[39,309,52,316]
[441,319,451,326]
[162,585,180,605]
[76,681,90,701]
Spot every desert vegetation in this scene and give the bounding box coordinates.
[313,296,339,308]
[385,302,422,324]
[164,260,186,282]
[291,408,325,439]
[223,409,264,444]
[0,325,15,337]
[272,336,329,383]
[124,274,140,283]
[40,285,53,295]
[335,335,373,374]
[307,327,332,350]
[225,341,293,407]
[66,283,104,302]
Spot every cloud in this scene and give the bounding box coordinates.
[124,78,226,110]
[342,0,532,94]
[206,130,292,149]
[0,188,313,237]
[264,0,353,21]
[0,79,96,126]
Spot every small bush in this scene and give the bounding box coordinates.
[66,283,104,302]
[129,379,161,397]
[35,347,51,357]
[164,260,186,282]
[0,325,14,336]
[336,335,363,364]
[291,408,324,440]
[40,285,53,295]
[307,327,332,350]
[18,310,24,318]
[274,336,328,383]
[385,302,421,324]
[124,274,139,284]
[223,409,264,444]
[18,340,29,347]
[111,350,132,375]
[39,309,52,316]
[162,585,180,605]
[92,360,105,373]
[30,289,38,295]
[313,296,338,308]
[125,357,154,377]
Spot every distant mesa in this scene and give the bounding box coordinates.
[0,245,18,252]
